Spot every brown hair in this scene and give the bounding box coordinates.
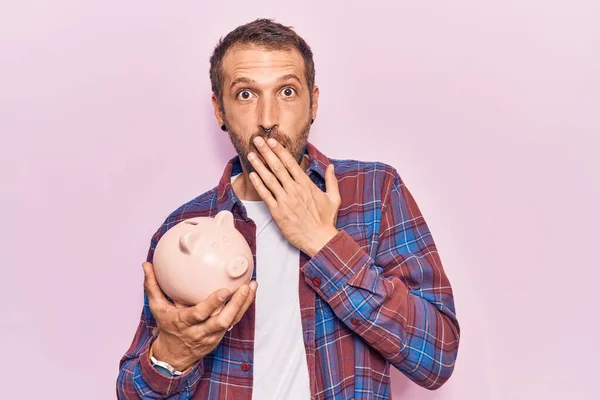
[209,18,315,107]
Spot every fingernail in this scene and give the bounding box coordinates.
[250,281,258,291]
[267,138,277,147]
[253,136,264,146]
[242,285,249,296]
[248,152,256,161]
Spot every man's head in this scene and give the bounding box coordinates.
[209,19,319,173]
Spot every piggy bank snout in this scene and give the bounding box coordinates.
[227,256,250,279]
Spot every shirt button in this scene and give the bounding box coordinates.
[241,362,250,372]
[247,238,253,246]
[350,318,359,326]
[312,277,321,287]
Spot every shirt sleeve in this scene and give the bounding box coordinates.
[116,238,204,398]
[301,167,460,390]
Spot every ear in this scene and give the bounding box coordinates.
[311,85,320,122]
[179,232,201,254]
[214,210,234,227]
[212,93,225,126]
[227,256,249,279]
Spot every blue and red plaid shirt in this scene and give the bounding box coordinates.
[117,141,460,399]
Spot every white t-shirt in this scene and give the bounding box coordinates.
[231,173,311,400]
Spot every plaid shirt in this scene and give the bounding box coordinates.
[117,141,460,399]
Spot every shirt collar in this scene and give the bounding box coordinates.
[215,141,331,217]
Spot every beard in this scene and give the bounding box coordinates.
[224,114,312,175]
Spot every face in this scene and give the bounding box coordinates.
[212,44,319,174]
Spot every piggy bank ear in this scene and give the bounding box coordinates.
[227,256,249,279]
[214,210,234,227]
[180,232,201,254]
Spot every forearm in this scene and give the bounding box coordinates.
[302,230,460,390]
[344,275,459,390]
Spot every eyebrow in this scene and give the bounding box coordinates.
[229,74,303,89]
[230,77,255,89]
[277,74,302,86]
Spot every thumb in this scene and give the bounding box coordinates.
[142,262,169,306]
[324,164,339,197]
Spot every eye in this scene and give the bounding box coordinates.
[237,90,254,100]
[281,87,296,98]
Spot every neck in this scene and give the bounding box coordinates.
[232,155,311,201]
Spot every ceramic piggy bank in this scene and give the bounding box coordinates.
[152,210,253,309]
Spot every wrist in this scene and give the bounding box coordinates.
[151,335,195,372]
[305,226,339,258]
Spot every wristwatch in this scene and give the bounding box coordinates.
[150,354,184,376]
[149,344,183,376]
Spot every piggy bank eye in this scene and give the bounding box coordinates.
[223,236,229,243]
[212,242,219,249]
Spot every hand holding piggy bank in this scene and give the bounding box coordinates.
[152,210,254,310]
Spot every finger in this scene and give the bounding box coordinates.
[253,137,295,190]
[247,150,287,199]
[248,171,279,210]
[266,138,312,185]
[231,281,258,326]
[204,284,251,334]
[324,164,340,198]
[142,262,169,307]
[179,287,230,326]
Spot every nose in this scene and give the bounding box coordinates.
[258,96,279,134]
[260,124,276,134]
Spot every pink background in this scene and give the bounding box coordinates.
[1,1,598,398]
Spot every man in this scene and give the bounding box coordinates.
[117,18,460,399]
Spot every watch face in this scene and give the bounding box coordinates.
[155,364,174,377]
[151,355,182,376]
